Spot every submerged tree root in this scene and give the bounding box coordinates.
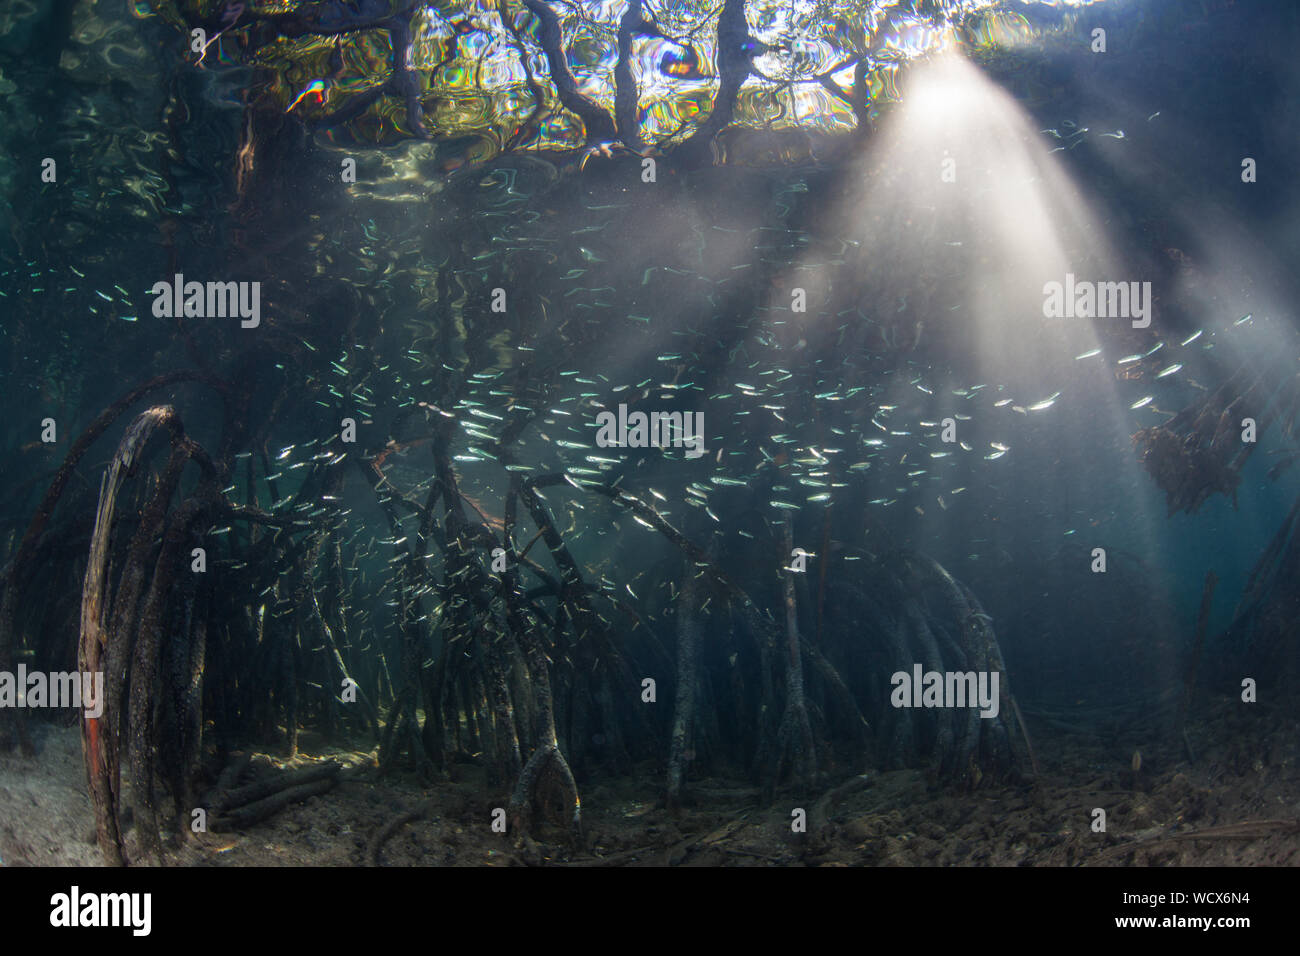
[667,537,709,811]
[368,803,431,867]
[1,371,227,755]
[74,395,326,864]
[1083,819,1300,864]
[210,778,338,832]
[508,743,583,844]
[767,513,816,793]
[206,759,341,833]
[209,760,341,814]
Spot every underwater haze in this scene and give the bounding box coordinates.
[1,0,1299,877]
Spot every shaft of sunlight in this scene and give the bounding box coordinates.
[810,49,1170,573]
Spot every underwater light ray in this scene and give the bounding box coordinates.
[793,50,1174,584]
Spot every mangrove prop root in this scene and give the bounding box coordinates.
[802,641,870,749]
[76,400,302,864]
[1009,695,1039,778]
[209,777,338,832]
[80,406,196,865]
[1,371,224,753]
[508,479,590,839]
[1083,819,1300,864]
[130,495,215,862]
[368,802,431,867]
[770,513,816,792]
[178,615,208,811]
[309,587,378,734]
[360,454,436,776]
[509,742,583,843]
[667,544,707,811]
[807,773,873,849]
[101,437,195,858]
[209,760,341,814]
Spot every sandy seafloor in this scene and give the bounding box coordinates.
[2,691,1296,868]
